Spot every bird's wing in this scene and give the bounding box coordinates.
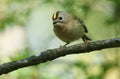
[78,19,88,33]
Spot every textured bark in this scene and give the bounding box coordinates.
[0,38,120,75]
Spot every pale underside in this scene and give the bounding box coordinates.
[54,20,85,43]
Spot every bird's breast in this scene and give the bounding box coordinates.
[54,23,85,43]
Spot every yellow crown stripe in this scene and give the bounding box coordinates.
[53,12,57,20]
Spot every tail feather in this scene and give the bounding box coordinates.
[82,35,91,42]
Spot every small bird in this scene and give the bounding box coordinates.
[52,11,91,46]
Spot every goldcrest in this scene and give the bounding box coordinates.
[52,11,91,46]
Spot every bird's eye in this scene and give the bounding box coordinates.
[58,17,62,20]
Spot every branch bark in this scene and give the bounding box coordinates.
[0,38,120,75]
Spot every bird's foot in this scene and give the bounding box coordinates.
[59,42,69,48]
[84,40,90,52]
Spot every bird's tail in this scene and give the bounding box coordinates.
[82,35,91,42]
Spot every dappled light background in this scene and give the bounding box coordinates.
[0,0,120,79]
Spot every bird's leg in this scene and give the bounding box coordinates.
[64,42,70,46]
[82,38,90,52]
[84,39,89,45]
[60,42,70,48]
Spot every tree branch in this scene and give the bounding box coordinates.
[0,38,120,75]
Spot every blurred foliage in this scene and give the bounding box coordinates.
[110,0,120,23]
[0,0,120,79]
[9,47,33,61]
[0,0,36,30]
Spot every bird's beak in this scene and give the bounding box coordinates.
[53,21,63,25]
[53,21,57,25]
